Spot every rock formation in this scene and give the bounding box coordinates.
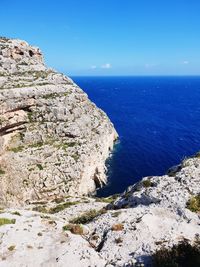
[0,155,199,266]
[0,37,199,267]
[0,37,118,206]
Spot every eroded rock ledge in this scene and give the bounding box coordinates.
[0,37,118,206]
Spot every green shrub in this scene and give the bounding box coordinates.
[69,209,106,224]
[27,112,34,122]
[194,152,200,158]
[0,208,4,213]
[67,142,76,147]
[30,142,44,148]
[49,201,79,214]
[0,218,16,226]
[54,142,77,151]
[9,146,24,153]
[111,211,122,217]
[53,197,65,204]
[8,245,15,251]
[71,154,79,162]
[32,206,48,213]
[36,164,43,170]
[95,194,119,204]
[152,238,200,267]
[11,211,21,216]
[142,179,153,188]
[42,93,59,99]
[186,195,200,212]
[0,168,5,175]
[167,165,182,177]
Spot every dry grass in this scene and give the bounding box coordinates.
[63,224,84,235]
[111,223,124,231]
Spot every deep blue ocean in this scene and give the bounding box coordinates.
[72,76,200,197]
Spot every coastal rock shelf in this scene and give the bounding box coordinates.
[0,37,118,206]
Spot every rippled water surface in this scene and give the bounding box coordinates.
[72,76,200,196]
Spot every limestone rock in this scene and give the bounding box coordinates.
[0,37,118,206]
[0,156,199,266]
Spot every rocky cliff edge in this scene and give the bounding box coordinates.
[0,37,118,206]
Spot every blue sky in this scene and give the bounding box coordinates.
[1,0,200,76]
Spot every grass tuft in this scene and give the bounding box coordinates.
[9,146,24,153]
[0,168,5,175]
[32,201,79,214]
[49,201,79,214]
[36,164,43,170]
[8,245,15,251]
[11,211,21,216]
[70,209,106,224]
[186,195,200,213]
[0,218,16,226]
[142,179,154,188]
[95,194,119,204]
[32,206,48,213]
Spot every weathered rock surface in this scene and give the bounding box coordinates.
[0,156,199,266]
[0,37,118,206]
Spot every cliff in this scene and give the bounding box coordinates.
[0,38,199,267]
[0,37,118,206]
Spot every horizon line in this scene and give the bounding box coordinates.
[69,74,200,77]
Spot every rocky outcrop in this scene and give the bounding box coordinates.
[0,156,199,266]
[0,37,118,206]
[113,156,200,210]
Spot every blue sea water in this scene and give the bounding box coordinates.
[71,76,200,197]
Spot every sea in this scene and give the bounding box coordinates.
[72,76,200,197]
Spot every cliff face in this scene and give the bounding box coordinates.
[0,37,118,206]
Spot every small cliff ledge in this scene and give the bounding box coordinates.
[0,37,118,206]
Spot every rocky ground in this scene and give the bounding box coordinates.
[0,155,199,266]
